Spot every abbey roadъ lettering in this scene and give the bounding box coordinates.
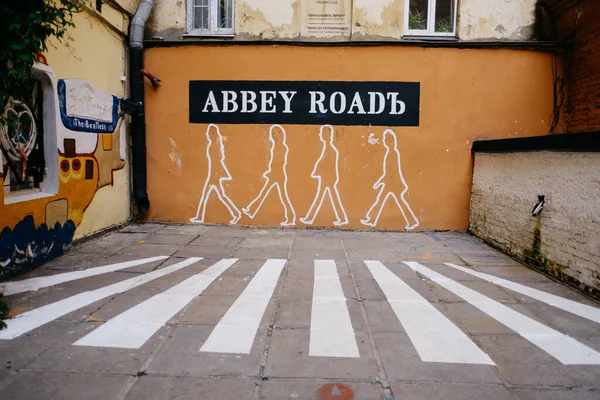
[189,81,420,126]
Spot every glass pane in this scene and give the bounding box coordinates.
[194,0,209,30]
[435,0,454,33]
[217,0,233,29]
[408,0,428,30]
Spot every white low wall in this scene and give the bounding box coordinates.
[470,151,600,296]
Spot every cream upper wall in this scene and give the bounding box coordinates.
[147,0,539,41]
[458,0,537,40]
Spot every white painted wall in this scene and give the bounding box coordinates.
[470,152,600,294]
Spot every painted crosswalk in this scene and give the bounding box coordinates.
[366,260,494,364]
[405,262,600,365]
[75,258,238,349]
[310,260,360,358]
[200,259,286,354]
[1,256,599,367]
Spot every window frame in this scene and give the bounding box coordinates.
[403,0,458,37]
[186,0,235,37]
[3,62,59,205]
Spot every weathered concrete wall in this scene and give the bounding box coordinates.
[470,151,600,295]
[458,0,537,40]
[147,0,539,41]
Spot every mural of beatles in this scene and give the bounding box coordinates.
[189,124,419,230]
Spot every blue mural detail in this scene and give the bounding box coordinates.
[0,216,75,280]
[57,79,119,133]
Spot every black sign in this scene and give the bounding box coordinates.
[189,81,420,126]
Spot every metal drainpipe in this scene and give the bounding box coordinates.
[129,0,153,213]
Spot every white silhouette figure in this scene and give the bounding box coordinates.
[190,124,241,225]
[300,125,349,226]
[242,125,296,226]
[361,129,419,230]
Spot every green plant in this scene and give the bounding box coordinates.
[408,9,427,30]
[0,0,80,114]
[435,17,453,33]
[0,293,9,330]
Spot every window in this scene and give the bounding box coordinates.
[187,0,234,36]
[2,63,58,204]
[404,0,457,37]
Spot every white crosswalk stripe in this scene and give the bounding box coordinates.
[365,260,494,364]
[0,257,202,340]
[0,256,169,296]
[200,259,286,354]
[75,258,238,349]
[309,260,360,358]
[405,262,600,365]
[445,263,600,324]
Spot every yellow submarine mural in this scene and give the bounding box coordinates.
[0,62,126,277]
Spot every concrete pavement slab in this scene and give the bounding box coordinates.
[201,225,253,237]
[144,233,199,245]
[159,224,209,235]
[259,379,386,400]
[25,321,163,374]
[391,382,516,400]
[233,246,290,259]
[53,271,145,292]
[472,266,555,283]
[292,235,343,250]
[99,231,151,242]
[94,253,170,273]
[0,369,15,391]
[73,239,130,256]
[120,223,166,233]
[173,245,236,258]
[1,371,133,400]
[264,329,379,379]
[123,376,256,400]
[473,334,600,388]
[512,388,600,400]
[241,236,294,248]
[290,248,347,260]
[41,251,113,272]
[114,243,181,257]
[147,325,267,376]
[189,235,244,247]
[0,321,80,369]
[373,331,502,384]
[280,275,358,301]
[345,248,405,263]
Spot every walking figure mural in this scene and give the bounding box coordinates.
[300,125,349,226]
[361,129,419,230]
[190,124,242,225]
[242,125,296,226]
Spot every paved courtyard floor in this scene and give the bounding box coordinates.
[1,224,599,400]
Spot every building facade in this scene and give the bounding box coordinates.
[142,0,558,230]
[1,0,136,277]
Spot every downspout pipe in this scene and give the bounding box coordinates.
[129,0,153,213]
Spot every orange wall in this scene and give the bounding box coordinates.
[144,45,555,230]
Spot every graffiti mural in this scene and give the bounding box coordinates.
[0,63,126,278]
